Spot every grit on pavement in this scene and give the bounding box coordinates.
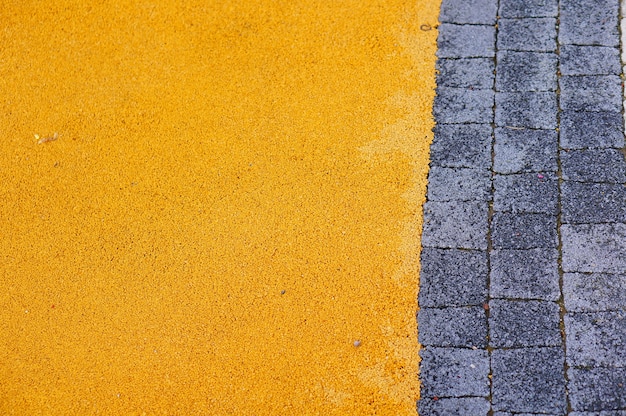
[418,0,626,414]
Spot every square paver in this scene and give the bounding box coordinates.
[427,167,491,202]
[565,311,626,367]
[568,367,626,412]
[560,111,624,149]
[439,0,497,24]
[492,347,566,414]
[431,124,492,170]
[437,58,495,89]
[499,0,557,17]
[491,249,560,300]
[419,248,488,308]
[561,149,626,183]
[434,87,494,124]
[422,201,488,250]
[493,173,558,214]
[494,128,558,174]
[492,212,557,249]
[489,300,561,348]
[561,223,626,273]
[564,272,626,312]
[497,18,557,52]
[496,51,557,92]
[560,0,620,47]
[437,24,496,58]
[560,45,621,75]
[561,182,626,224]
[495,92,557,129]
[560,75,622,113]
[418,306,487,348]
[418,397,490,416]
[419,347,490,397]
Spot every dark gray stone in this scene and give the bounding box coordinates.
[561,182,626,224]
[492,348,566,413]
[499,0,558,17]
[497,18,557,52]
[427,167,491,202]
[493,173,558,214]
[495,92,557,129]
[560,111,624,149]
[561,149,626,183]
[489,300,561,347]
[561,45,622,75]
[494,128,558,174]
[494,413,563,416]
[568,367,626,412]
[491,249,560,300]
[422,201,489,250]
[418,307,487,348]
[437,58,495,89]
[560,75,622,113]
[565,312,626,367]
[431,124,492,170]
[561,223,626,273]
[439,0,497,24]
[496,51,557,92]
[418,397,490,416]
[492,212,558,249]
[560,0,620,46]
[434,87,494,124]
[437,24,496,58]
[419,347,490,397]
[419,248,488,308]
[564,272,626,312]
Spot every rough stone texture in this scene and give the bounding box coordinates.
[491,347,566,414]
[496,51,557,92]
[571,412,626,416]
[489,300,561,347]
[560,111,624,149]
[430,124,492,170]
[418,397,490,416]
[497,18,557,52]
[560,0,620,46]
[427,167,491,202]
[422,201,488,250]
[434,87,494,124]
[494,128,558,174]
[418,306,487,348]
[491,249,560,300]
[560,45,621,75]
[560,75,622,113]
[499,0,558,17]
[437,58,495,89]
[419,347,490,397]
[561,182,626,223]
[561,223,626,273]
[492,212,558,249]
[565,312,626,367]
[568,367,626,412]
[561,149,626,183]
[493,173,558,214]
[419,248,488,308]
[495,92,557,129]
[437,24,496,58]
[494,413,563,416]
[564,272,626,312]
[439,0,497,24]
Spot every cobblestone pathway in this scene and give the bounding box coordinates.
[417,0,626,414]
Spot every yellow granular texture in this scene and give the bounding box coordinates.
[0,1,439,414]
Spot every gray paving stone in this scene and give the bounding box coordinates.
[560,111,624,149]
[437,24,496,58]
[495,92,557,129]
[419,248,488,308]
[492,347,566,414]
[422,201,488,250]
[497,18,557,52]
[419,347,490,397]
[571,412,626,416]
[494,413,561,416]
[560,75,622,113]
[418,397,490,416]
[561,182,626,224]
[427,167,491,202]
[492,212,558,249]
[431,124,492,170]
[561,45,621,75]
[564,272,626,312]
[493,173,558,214]
[496,51,557,92]
[566,312,626,367]
[560,0,620,47]
[568,367,626,412]
[561,149,626,183]
[439,0,497,24]
[437,58,495,89]
[491,249,560,300]
[490,300,561,347]
[562,223,626,273]
[494,128,558,174]
[418,306,487,348]
[499,0,557,17]
[434,87,494,124]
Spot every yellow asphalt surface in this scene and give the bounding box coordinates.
[0,1,439,414]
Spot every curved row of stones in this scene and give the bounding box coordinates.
[417,0,626,414]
